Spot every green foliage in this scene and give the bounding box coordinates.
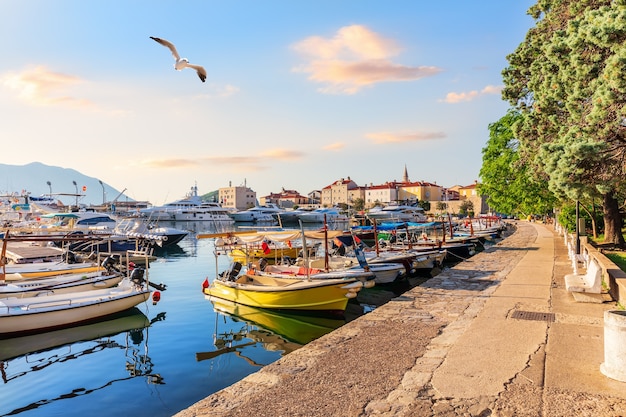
[352,198,365,211]
[557,202,603,233]
[418,199,431,211]
[459,200,474,216]
[479,110,556,216]
[502,0,626,245]
[436,201,448,212]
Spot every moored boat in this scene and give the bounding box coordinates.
[172,202,234,223]
[0,270,123,299]
[202,273,363,315]
[228,203,282,223]
[297,208,349,224]
[0,277,152,338]
[3,261,102,280]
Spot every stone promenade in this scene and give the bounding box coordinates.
[176,221,626,416]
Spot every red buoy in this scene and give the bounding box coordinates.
[152,291,161,305]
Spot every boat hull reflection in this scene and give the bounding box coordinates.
[205,295,345,345]
[0,308,150,361]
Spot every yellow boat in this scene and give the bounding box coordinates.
[229,246,301,265]
[203,274,362,314]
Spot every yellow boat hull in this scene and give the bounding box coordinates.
[203,274,362,313]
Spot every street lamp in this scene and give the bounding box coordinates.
[98,180,106,205]
[46,181,52,195]
[72,180,78,208]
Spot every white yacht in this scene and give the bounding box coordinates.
[171,202,235,223]
[367,203,427,223]
[139,185,203,220]
[297,207,349,223]
[229,203,282,223]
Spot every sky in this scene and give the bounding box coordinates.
[0,0,536,206]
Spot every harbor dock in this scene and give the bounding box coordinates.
[176,221,626,416]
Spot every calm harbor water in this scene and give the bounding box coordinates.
[0,221,434,417]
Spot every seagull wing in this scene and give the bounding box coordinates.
[150,36,180,61]
[187,64,207,82]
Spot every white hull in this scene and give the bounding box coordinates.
[0,280,150,337]
[172,212,235,222]
[365,263,405,284]
[229,212,276,223]
[229,204,283,223]
[0,272,123,299]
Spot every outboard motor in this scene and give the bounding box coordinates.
[65,251,78,264]
[258,258,268,271]
[130,267,146,286]
[101,255,120,273]
[219,261,242,281]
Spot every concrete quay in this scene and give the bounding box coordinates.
[176,221,626,417]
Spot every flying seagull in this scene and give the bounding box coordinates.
[150,36,207,82]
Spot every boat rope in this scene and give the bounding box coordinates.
[445,251,470,262]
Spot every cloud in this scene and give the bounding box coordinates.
[323,142,345,151]
[441,84,502,103]
[366,131,446,144]
[138,149,304,170]
[1,66,95,108]
[260,149,305,160]
[292,25,442,94]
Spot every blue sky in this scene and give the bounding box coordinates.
[0,1,535,205]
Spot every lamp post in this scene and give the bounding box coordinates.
[72,180,78,208]
[98,180,106,205]
[46,181,52,196]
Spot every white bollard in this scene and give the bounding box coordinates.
[601,310,626,382]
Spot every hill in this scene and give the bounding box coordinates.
[0,162,129,207]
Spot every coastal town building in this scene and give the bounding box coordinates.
[218,181,257,211]
[364,182,398,206]
[184,168,489,215]
[260,188,310,208]
[320,177,361,207]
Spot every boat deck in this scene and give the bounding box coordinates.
[5,242,65,264]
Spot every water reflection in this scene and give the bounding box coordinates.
[0,308,165,415]
[197,296,345,365]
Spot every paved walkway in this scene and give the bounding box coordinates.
[176,221,626,416]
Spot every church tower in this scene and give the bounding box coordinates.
[402,164,409,183]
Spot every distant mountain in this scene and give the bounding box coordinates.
[0,162,129,207]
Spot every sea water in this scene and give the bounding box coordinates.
[0,221,436,417]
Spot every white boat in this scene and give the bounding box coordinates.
[273,209,307,225]
[305,252,405,285]
[3,261,102,279]
[39,211,118,231]
[0,277,151,337]
[139,184,204,220]
[367,203,427,223]
[297,208,349,223]
[0,271,123,299]
[229,203,282,223]
[113,218,188,247]
[253,262,376,288]
[171,202,235,223]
